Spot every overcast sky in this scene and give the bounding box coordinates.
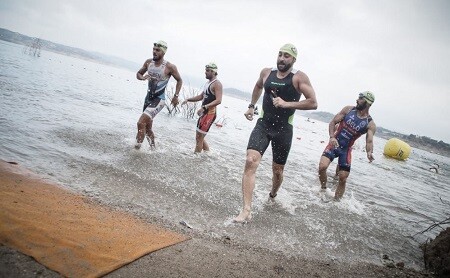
[1,0,449,143]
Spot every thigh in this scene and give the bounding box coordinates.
[196,113,216,134]
[143,98,165,119]
[247,120,270,156]
[271,125,293,165]
[337,147,352,172]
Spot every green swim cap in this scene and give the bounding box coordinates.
[279,43,298,59]
[154,40,168,53]
[205,62,218,72]
[359,91,375,105]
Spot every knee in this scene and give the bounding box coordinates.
[137,121,146,130]
[245,154,258,169]
[318,163,328,173]
[273,168,283,180]
[196,133,203,142]
[338,172,349,183]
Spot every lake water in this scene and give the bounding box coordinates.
[1,40,449,270]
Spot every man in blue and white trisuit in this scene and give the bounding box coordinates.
[135,40,182,150]
[318,91,377,200]
[234,43,318,223]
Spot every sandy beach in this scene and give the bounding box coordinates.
[0,162,430,278]
[0,234,430,278]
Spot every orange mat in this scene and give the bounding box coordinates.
[0,160,188,277]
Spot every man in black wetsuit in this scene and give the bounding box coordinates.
[234,43,318,223]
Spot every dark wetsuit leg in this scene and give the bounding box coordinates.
[247,119,271,156]
[271,124,293,165]
[247,119,293,165]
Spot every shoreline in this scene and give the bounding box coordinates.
[0,160,431,277]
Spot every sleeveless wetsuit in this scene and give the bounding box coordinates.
[247,68,300,165]
[322,107,373,172]
[197,79,218,134]
[142,60,170,118]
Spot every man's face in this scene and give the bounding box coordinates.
[205,68,215,79]
[356,97,368,110]
[277,52,295,72]
[152,47,164,61]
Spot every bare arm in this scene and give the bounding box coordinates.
[245,68,270,121]
[167,62,183,106]
[136,59,151,80]
[167,63,183,95]
[275,71,317,110]
[365,121,376,162]
[183,93,204,104]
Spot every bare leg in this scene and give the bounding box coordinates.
[194,131,207,153]
[318,156,332,189]
[269,162,285,198]
[335,165,340,177]
[145,121,155,150]
[334,170,349,200]
[135,114,151,149]
[234,150,262,223]
[202,140,210,152]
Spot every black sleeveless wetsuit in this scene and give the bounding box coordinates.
[247,69,300,165]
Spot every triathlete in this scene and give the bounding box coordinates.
[234,43,318,223]
[318,91,376,200]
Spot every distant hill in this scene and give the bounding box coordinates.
[223,88,251,101]
[0,27,140,71]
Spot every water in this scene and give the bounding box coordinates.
[1,40,449,269]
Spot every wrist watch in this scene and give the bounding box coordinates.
[248,103,255,109]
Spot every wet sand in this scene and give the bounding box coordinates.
[0,161,430,278]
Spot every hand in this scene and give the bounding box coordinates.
[330,137,339,148]
[171,96,179,107]
[142,74,150,80]
[197,107,204,116]
[244,109,254,121]
[181,100,188,106]
[272,97,286,108]
[367,152,374,162]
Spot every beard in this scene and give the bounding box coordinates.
[277,61,293,72]
[152,54,161,61]
[356,101,367,110]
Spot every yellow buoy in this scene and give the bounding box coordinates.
[383,138,412,160]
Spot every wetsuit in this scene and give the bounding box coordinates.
[142,60,170,118]
[197,79,218,134]
[322,107,373,172]
[247,68,300,165]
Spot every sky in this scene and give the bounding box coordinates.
[1,0,449,143]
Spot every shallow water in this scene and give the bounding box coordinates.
[1,40,449,269]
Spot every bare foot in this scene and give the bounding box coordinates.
[149,140,156,151]
[134,142,142,150]
[233,209,252,223]
[146,135,156,151]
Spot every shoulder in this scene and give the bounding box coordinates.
[368,118,376,129]
[142,59,153,67]
[212,79,223,91]
[260,67,272,77]
[292,69,310,82]
[164,61,179,73]
[262,67,272,74]
[164,60,174,68]
[342,105,354,114]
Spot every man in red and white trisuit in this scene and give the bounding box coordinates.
[182,62,223,153]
